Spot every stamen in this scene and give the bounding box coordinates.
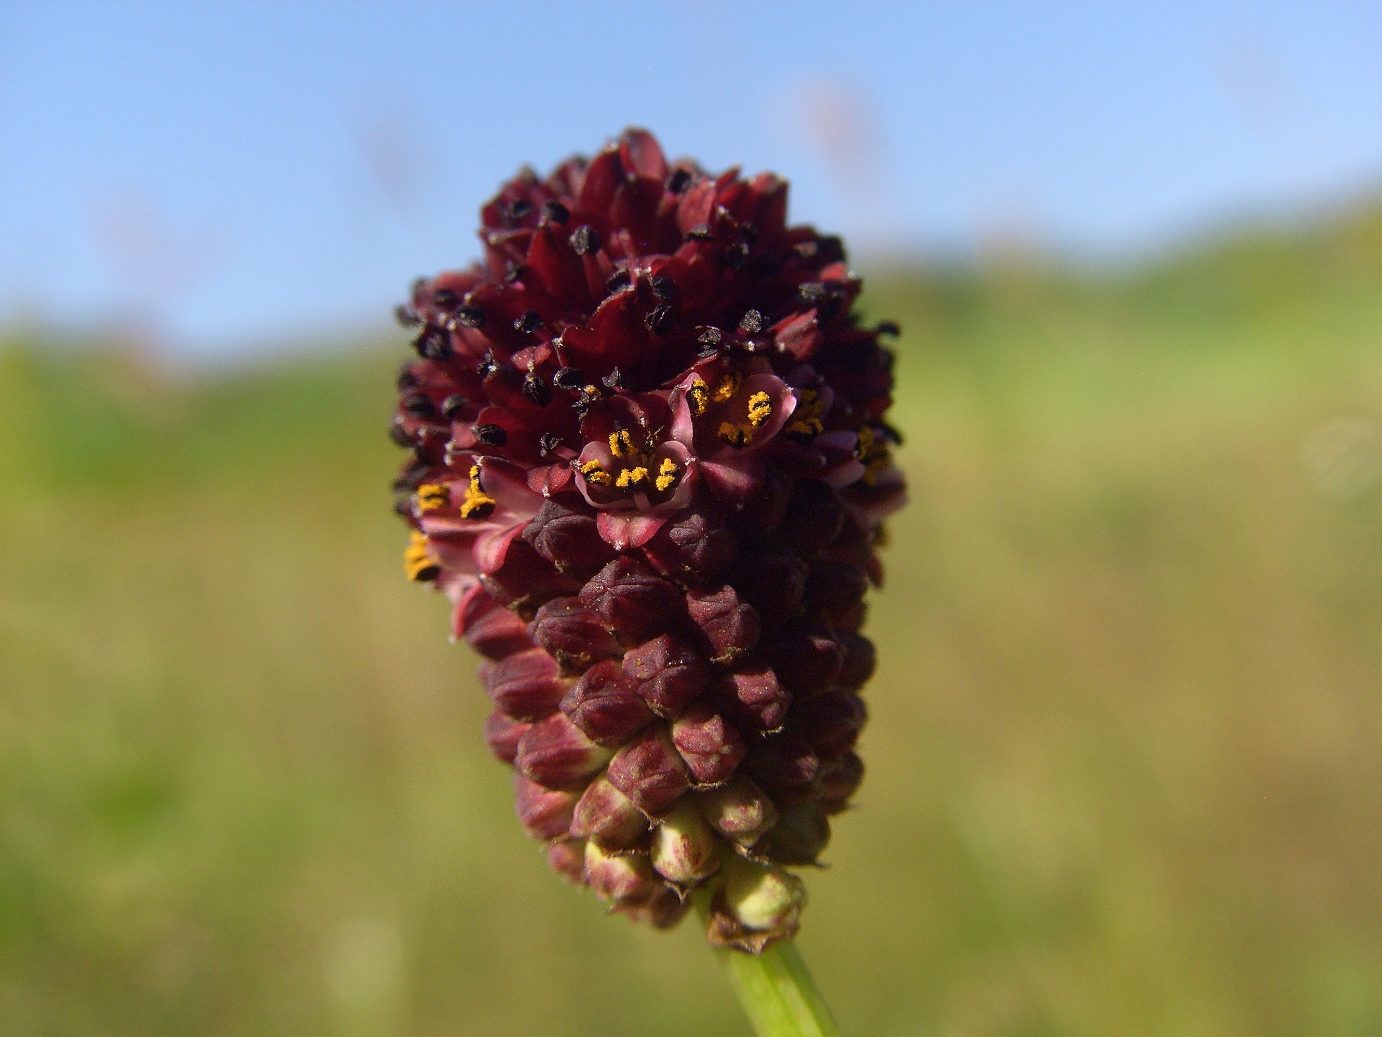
[655,457,679,492]
[717,422,752,448]
[404,531,440,582]
[746,391,772,427]
[615,466,649,488]
[609,429,635,458]
[712,372,741,403]
[687,378,709,416]
[416,483,449,511]
[458,465,496,519]
[580,459,612,485]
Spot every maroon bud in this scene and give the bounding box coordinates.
[458,589,533,660]
[733,550,808,630]
[762,620,844,694]
[560,659,654,747]
[484,647,568,721]
[523,499,617,578]
[744,730,820,807]
[642,505,737,585]
[516,712,613,790]
[730,464,791,544]
[578,557,682,644]
[484,710,529,764]
[796,691,867,758]
[817,751,864,814]
[829,599,867,632]
[714,667,792,732]
[570,775,650,851]
[480,537,583,619]
[622,634,710,715]
[698,775,778,848]
[606,725,690,816]
[630,884,691,929]
[802,560,868,614]
[546,838,587,885]
[528,597,622,674]
[835,631,876,688]
[779,480,845,555]
[763,802,831,866]
[686,584,760,664]
[513,773,579,840]
[671,702,746,785]
[584,841,664,908]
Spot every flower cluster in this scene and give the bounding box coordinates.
[392,130,904,951]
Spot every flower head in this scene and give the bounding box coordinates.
[392,129,904,950]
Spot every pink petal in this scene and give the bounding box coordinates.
[597,511,668,550]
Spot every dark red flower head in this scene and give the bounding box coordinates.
[392,129,904,951]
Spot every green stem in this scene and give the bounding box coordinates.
[695,896,841,1037]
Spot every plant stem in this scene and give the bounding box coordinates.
[694,896,841,1037]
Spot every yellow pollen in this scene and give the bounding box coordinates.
[786,417,824,439]
[458,469,496,519]
[712,372,741,402]
[717,422,752,448]
[746,391,772,427]
[615,466,649,488]
[580,459,612,485]
[609,429,635,458]
[416,483,449,511]
[687,378,709,416]
[655,457,679,492]
[404,531,439,581]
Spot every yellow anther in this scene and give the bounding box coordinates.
[855,425,892,486]
[786,416,824,439]
[655,456,679,492]
[416,483,449,511]
[687,377,709,417]
[615,466,649,488]
[712,371,741,402]
[580,459,612,485]
[717,422,752,448]
[746,390,772,427]
[609,429,635,458]
[404,531,439,581]
[458,469,496,519]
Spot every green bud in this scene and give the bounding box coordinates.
[705,854,806,953]
[651,800,721,885]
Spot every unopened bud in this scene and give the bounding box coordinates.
[455,585,534,659]
[817,751,864,814]
[483,710,529,765]
[642,504,737,585]
[523,499,617,578]
[528,597,622,674]
[686,584,760,664]
[835,632,876,688]
[763,801,831,865]
[762,620,844,694]
[578,557,683,644]
[744,730,820,807]
[730,464,790,544]
[651,800,721,885]
[513,773,579,840]
[802,560,867,615]
[796,691,867,758]
[606,725,690,816]
[479,537,583,619]
[779,480,845,555]
[546,837,587,885]
[584,840,665,908]
[570,775,650,851]
[516,712,614,789]
[734,550,808,631]
[628,884,691,929]
[698,774,778,848]
[705,854,806,953]
[484,647,568,721]
[671,703,746,785]
[622,634,710,715]
[715,666,792,732]
[561,659,654,746]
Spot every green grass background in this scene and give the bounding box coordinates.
[4,203,1382,1036]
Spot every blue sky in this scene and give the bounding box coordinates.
[2,1,1381,353]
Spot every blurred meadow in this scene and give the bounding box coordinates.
[4,198,1382,1036]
